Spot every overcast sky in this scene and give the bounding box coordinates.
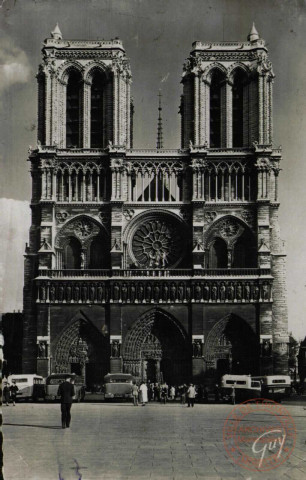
[0,0,305,339]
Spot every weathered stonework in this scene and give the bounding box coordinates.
[23,26,288,387]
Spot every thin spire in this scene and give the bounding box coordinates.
[157,90,163,149]
[247,22,259,42]
[51,23,62,40]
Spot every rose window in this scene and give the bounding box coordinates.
[131,219,184,268]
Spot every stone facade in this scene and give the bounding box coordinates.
[23,25,289,387]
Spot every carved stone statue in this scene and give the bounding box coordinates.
[162,283,169,302]
[195,283,201,301]
[227,283,234,301]
[40,285,46,301]
[262,283,269,301]
[113,283,120,301]
[253,285,260,301]
[89,285,95,302]
[97,285,103,302]
[146,284,152,302]
[74,285,80,302]
[211,284,217,301]
[121,284,128,302]
[80,251,85,269]
[153,284,160,303]
[82,285,88,302]
[111,340,120,358]
[185,286,191,302]
[203,284,209,301]
[38,341,47,358]
[244,284,250,301]
[236,284,242,301]
[220,283,226,301]
[170,284,176,302]
[58,285,64,302]
[193,340,202,358]
[130,284,136,303]
[178,284,184,302]
[50,285,55,302]
[65,285,71,302]
[138,284,144,302]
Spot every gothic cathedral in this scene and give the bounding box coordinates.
[23,24,289,388]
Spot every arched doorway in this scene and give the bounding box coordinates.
[122,309,190,385]
[53,316,108,389]
[64,237,82,269]
[204,314,259,381]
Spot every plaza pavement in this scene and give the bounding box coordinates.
[2,398,306,480]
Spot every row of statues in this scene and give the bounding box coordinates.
[38,281,271,303]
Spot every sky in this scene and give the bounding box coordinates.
[0,0,305,339]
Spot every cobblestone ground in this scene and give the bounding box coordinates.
[2,400,306,480]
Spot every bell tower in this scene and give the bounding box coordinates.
[180,23,273,149]
[37,24,132,149]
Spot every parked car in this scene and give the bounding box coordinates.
[45,373,86,402]
[103,373,135,400]
[7,374,45,402]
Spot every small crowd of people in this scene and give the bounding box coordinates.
[2,380,19,406]
[131,381,197,407]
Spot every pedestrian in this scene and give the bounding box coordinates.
[231,384,236,405]
[187,383,196,407]
[181,384,187,405]
[153,383,159,402]
[160,383,168,404]
[139,382,148,406]
[3,382,10,406]
[57,376,75,428]
[131,382,139,406]
[170,385,175,401]
[10,380,19,406]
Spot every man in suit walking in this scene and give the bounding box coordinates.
[57,376,75,429]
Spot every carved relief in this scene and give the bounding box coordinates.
[204,211,217,223]
[56,211,69,223]
[123,209,135,220]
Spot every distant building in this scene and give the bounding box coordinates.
[22,24,288,388]
[0,312,23,376]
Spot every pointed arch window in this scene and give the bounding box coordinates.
[232,70,246,147]
[66,70,82,148]
[64,237,82,269]
[210,70,223,148]
[91,71,105,148]
[209,238,227,268]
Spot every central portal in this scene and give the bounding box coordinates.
[123,309,190,385]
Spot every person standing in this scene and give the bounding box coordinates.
[131,382,139,406]
[187,383,196,407]
[10,380,19,406]
[139,382,148,406]
[3,383,10,406]
[57,376,75,428]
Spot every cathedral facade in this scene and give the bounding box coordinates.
[23,24,289,388]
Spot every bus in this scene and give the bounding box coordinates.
[252,375,291,401]
[45,373,86,402]
[103,373,135,400]
[7,374,45,402]
[219,374,262,402]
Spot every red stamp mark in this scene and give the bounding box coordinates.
[223,398,296,471]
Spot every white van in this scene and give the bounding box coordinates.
[220,374,261,402]
[7,374,45,401]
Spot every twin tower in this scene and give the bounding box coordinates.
[23,24,288,387]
